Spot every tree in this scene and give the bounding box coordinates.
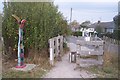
[80,21,91,29]
[69,20,79,27]
[113,13,120,40]
[69,20,80,31]
[2,2,70,57]
[95,24,103,33]
[0,13,2,37]
[95,21,103,37]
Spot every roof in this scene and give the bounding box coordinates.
[69,25,80,29]
[88,21,115,29]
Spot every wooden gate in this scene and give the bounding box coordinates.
[49,36,63,66]
[76,38,104,67]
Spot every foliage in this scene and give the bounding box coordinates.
[73,31,82,37]
[80,20,91,29]
[69,20,80,32]
[95,24,103,37]
[95,25,103,33]
[0,13,2,36]
[2,2,70,56]
[113,14,120,40]
[85,51,118,78]
[69,20,79,27]
[104,32,113,38]
[63,42,67,48]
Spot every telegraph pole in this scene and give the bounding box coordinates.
[70,8,72,24]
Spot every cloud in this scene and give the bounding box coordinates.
[55,2,118,13]
[55,1,118,23]
[59,8,117,23]
[55,0,119,2]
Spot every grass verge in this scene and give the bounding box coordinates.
[2,47,68,78]
[85,51,118,78]
[2,49,52,78]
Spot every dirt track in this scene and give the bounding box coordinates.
[43,53,96,78]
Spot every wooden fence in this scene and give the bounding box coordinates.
[103,36,120,45]
[49,36,63,66]
[76,39,104,67]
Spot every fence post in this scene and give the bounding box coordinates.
[55,37,59,57]
[49,39,54,66]
[60,36,63,55]
[114,39,116,44]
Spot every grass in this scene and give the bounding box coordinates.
[80,55,98,59]
[85,51,118,78]
[2,49,52,78]
[2,65,50,78]
[2,47,68,78]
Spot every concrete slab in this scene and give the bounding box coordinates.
[12,64,36,71]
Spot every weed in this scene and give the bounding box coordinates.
[2,49,52,78]
[86,51,118,78]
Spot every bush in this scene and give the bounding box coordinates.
[73,31,82,37]
[2,2,70,57]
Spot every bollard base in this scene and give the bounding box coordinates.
[12,64,36,71]
[15,64,26,68]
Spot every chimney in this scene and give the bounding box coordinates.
[98,20,100,24]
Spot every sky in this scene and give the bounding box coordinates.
[0,0,119,24]
[0,0,3,13]
[54,0,119,24]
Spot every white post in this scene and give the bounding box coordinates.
[90,32,91,37]
[50,48,54,65]
[49,39,54,66]
[82,31,84,37]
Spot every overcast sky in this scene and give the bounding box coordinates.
[0,0,3,13]
[0,0,119,24]
[54,0,119,23]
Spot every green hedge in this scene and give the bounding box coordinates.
[73,31,82,37]
[2,2,71,55]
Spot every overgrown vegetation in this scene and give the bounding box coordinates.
[73,31,82,37]
[2,2,71,78]
[2,2,71,58]
[85,51,118,78]
[2,51,52,78]
[113,13,120,40]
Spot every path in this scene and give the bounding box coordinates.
[43,53,96,78]
[43,36,98,78]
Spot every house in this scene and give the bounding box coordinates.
[88,21,115,33]
[69,25,80,32]
[80,27,97,37]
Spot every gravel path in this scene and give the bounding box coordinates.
[43,53,96,78]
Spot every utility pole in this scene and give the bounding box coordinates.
[70,8,72,24]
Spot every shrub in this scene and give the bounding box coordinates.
[2,2,70,57]
[73,31,82,37]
